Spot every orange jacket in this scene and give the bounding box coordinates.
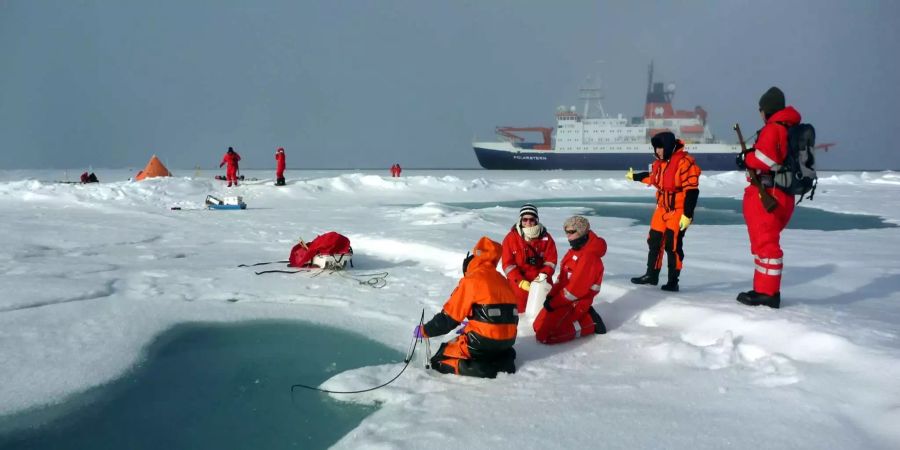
[547,231,606,310]
[501,224,558,285]
[423,237,518,359]
[641,147,700,212]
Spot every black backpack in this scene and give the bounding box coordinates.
[774,123,817,203]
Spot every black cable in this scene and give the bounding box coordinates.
[237,260,289,268]
[290,310,425,400]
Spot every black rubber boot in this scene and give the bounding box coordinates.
[587,306,607,334]
[661,269,680,292]
[631,269,660,285]
[736,290,781,309]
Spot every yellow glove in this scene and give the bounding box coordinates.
[626,167,634,181]
[518,280,531,291]
[679,215,692,231]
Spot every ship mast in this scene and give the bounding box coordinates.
[579,75,606,119]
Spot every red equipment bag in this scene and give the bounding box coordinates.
[288,232,353,269]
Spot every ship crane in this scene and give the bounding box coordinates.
[495,127,554,150]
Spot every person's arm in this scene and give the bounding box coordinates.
[680,157,701,219]
[745,124,782,172]
[540,234,558,278]
[547,244,605,310]
[501,233,525,284]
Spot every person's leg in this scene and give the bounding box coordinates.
[632,209,666,285]
[534,302,595,344]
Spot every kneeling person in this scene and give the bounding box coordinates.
[415,236,518,378]
[533,216,608,344]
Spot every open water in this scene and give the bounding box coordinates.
[0,321,401,449]
[450,196,897,231]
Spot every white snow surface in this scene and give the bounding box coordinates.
[1,169,899,449]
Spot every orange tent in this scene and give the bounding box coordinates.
[134,155,172,181]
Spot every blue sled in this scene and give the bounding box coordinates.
[208,203,246,210]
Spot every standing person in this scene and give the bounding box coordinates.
[626,131,701,292]
[389,164,398,177]
[734,87,802,309]
[219,147,241,187]
[501,204,558,313]
[395,163,402,177]
[274,147,286,186]
[414,236,518,378]
[533,216,607,344]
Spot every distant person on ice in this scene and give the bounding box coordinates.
[626,131,701,292]
[275,147,286,186]
[534,216,607,344]
[219,147,241,187]
[414,236,518,378]
[80,172,99,183]
[734,87,802,309]
[502,203,557,313]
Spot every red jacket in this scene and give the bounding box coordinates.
[220,151,241,170]
[501,225,557,284]
[275,150,285,171]
[746,106,801,173]
[546,231,606,310]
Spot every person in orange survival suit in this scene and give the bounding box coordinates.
[626,131,701,292]
[414,236,518,378]
[502,203,558,313]
[734,86,802,309]
[533,216,607,344]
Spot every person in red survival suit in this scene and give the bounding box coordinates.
[274,147,286,186]
[219,147,241,187]
[533,215,607,344]
[502,203,558,313]
[735,87,802,309]
[627,131,701,292]
[414,236,518,378]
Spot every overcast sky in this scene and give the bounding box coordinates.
[1,0,897,170]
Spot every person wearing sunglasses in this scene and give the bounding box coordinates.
[626,131,701,292]
[501,204,558,313]
[533,216,607,344]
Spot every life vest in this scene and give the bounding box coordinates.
[645,147,700,211]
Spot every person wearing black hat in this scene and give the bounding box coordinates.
[625,131,701,292]
[219,147,242,187]
[734,87,803,309]
[501,203,558,313]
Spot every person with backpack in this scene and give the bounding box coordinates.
[274,147,286,186]
[501,204,558,313]
[219,147,241,187]
[414,236,518,378]
[533,216,607,344]
[626,131,701,292]
[734,86,803,309]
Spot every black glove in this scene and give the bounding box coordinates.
[735,153,746,170]
[543,295,554,312]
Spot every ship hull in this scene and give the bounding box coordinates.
[473,146,738,171]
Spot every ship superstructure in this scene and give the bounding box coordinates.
[473,63,738,170]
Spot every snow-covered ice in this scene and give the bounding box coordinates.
[1,169,898,449]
